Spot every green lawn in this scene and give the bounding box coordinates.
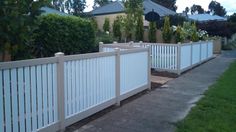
[176,61,236,132]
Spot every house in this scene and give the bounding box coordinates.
[188,14,227,22]
[91,0,176,31]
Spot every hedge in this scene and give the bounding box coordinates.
[33,14,96,57]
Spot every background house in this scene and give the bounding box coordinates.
[188,14,227,22]
[91,0,176,31]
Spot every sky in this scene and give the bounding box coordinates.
[85,0,236,15]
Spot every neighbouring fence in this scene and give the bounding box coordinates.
[100,40,214,74]
[0,48,150,132]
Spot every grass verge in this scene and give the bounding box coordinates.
[176,61,236,132]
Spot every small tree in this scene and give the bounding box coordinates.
[90,18,98,33]
[148,22,157,42]
[135,15,144,41]
[191,23,199,42]
[113,16,122,41]
[175,26,184,43]
[103,18,110,32]
[162,17,172,43]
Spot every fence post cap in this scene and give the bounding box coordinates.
[178,42,181,44]
[55,52,64,57]
[99,42,104,45]
[139,41,143,43]
[113,41,118,44]
[114,48,120,51]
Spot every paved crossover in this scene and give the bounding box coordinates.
[67,50,236,132]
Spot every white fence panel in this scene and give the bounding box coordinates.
[148,44,178,70]
[208,41,213,58]
[201,43,208,61]
[0,61,58,132]
[64,55,116,118]
[192,43,201,65]
[120,51,148,95]
[180,45,191,70]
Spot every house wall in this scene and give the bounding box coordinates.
[94,13,150,32]
[94,13,126,31]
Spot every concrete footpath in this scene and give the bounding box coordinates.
[68,50,236,132]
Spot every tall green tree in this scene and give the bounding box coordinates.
[103,18,110,32]
[162,17,172,43]
[64,0,86,15]
[148,22,157,42]
[151,0,177,11]
[113,16,122,41]
[124,0,143,41]
[228,13,236,23]
[190,4,205,14]
[52,0,64,11]
[0,0,48,61]
[93,0,111,8]
[135,15,144,41]
[51,0,86,15]
[208,1,227,17]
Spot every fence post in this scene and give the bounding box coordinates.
[206,40,209,58]
[190,41,193,67]
[177,42,181,75]
[115,48,121,106]
[99,42,104,52]
[199,40,202,62]
[147,45,151,90]
[55,52,65,131]
[139,41,144,48]
[113,41,118,44]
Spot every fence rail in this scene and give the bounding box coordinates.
[100,41,214,74]
[0,47,150,132]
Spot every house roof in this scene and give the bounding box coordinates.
[40,7,70,16]
[188,14,227,22]
[92,1,124,15]
[91,0,176,16]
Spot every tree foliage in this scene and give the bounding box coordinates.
[93,0,111,8]
[151,0,177,11]
[162,17,172,43]
[190,4,205,14]
[51,0,86,16]
[33,14,96,57]
[148,22,157,42]
[124,0,143,41]
[208,1,226,17]
[157,14,187,28]
[0,0,48,61]
[103,18,110,32]
[113,16,122,41]
[135,15,144,41]
[228,13,236,23]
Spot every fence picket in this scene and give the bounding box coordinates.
[0,71,3,132]
[11,69,18,132]
[4,70,11,132]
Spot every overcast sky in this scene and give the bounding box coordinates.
[85,0,236,15]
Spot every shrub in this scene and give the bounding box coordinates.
[174,26,184,43]
[135,15,144,41]
[148,22,157,42]
[90,18,98,33]
[157,14,187,29]
[103,18,110,32]
[190,23,199,42]
[96,31,116,44]
[162,17,172,43]
[33,14,95,57]
[113,16,122,41]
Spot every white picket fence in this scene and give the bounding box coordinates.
[0,48,150,132]
[100,40,214,74]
